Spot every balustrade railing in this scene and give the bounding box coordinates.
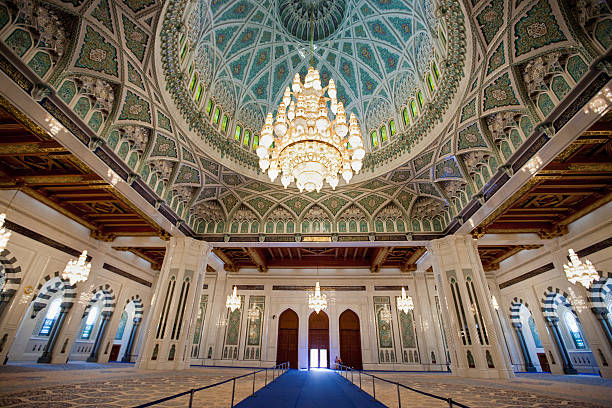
[133,361,290,407]
[335,363,469,408]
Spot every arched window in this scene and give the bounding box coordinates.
[115,311,128,341]
[402,108,409,126]
[432,61,440,80]
[221,114,229,132]
[81,306,99,340]
[194,84,203,103]
[417,90,424,108]
[564,311,586,349]
[370,131,378,148]
[389,120,396,136]
[253,134,259,148]
[213,107,220,124]
[528,315,542,348]
[189,73,198,93]
[426,74,435,92]
[39,298,62,336]
[243,130,251,147]
[409,100,418,118]
[380,125,388,144]
[206,99,213,116]
[234,125,242,142]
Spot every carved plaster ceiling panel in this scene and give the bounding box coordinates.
[0,0,608,240]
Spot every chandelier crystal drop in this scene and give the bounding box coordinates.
[563,248,600,288]
[226,286,241,312]
[308,281,327,313]
[61,250,91,286]
[0,214,11,252]
[258,67,365,192]
[396,287,414,314]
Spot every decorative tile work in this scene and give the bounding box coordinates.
[27,52,51,77]
[358,194,386,214]
[487,42,505,75]
[175,164,200,184]
[514,0,566,57]
[92,0,114,33]
[460,98,476,122]
[122,16,149,62]
[122,0,155,13]
[483,72,519,110]
[458,123,488,150]
[157,111,172,132]
[284,196,309,216]
[5,29,32,57]
[57,80,77,104]
[397,307,416,348]
[127,61,144,88]
[244,181,270,192]
[247,197,275,214]
[419,183,440,197]
[413,151,434,172]
[74,96,90,119]
[0,5,9,30]
[223,295,243,347]
[320,196,349,216]
[75,26,118,76]
[223,175,242,186]
[566,55,588,83]
[118,90,151,122]
[435,157,463,179]
[245,295,264,360]
[373,296,395,363]
[150,133,177,158]
[476,0,504,44]
[220,193,238,213]
[200,158,219,177]
[182,147,195,163]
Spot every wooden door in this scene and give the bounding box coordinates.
[308,311,329,368]
[339,309,363,370]
[109,344,121,362]
[277,309,299,368]
[537,353,550,372]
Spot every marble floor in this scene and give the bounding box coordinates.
[0,362,285,407]
[0,363,611,407]
[339,370,612,408]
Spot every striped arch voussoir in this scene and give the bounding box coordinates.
[83,284,116,317]
[588,276,612,313]
[541,287,576,321]
[127,294,144,319]
[509,297,529,325]
[29,274,76,318]
[0,248,23,296]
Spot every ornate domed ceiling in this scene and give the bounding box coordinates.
[161,0,467,176]
[0,0,608,241]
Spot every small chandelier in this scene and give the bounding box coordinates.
[258,67,365,192]
[0,214,11,251]
[226,286,241,312]
[380,304,392,324]
[396,287,414,314]
[564,248,599,288]
[308,281,327,313]
[61,250,91,286]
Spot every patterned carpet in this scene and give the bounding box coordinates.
[0,363,611,407]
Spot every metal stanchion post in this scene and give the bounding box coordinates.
[397,384,401,408]
[372,376,376,401]
[351,369,353,383]
[265,368,268,385]
[189,389,194,408]
[359,371,362,389]
[230,378,236,407]
[252,371,256,395]
[448,398,453,407]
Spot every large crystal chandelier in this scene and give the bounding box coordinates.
[61,250,91,286]
[226,286,241,312]
[308,282,327,313]
[0,214,11,251]
[257,67,365,192]
[396,287,414,314]
[564,248,599,288]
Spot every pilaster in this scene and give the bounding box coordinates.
[136,237,211,370]
[429,234,514,379]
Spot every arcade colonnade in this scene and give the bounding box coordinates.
[0,192,610,380]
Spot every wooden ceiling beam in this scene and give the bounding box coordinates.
[213,249,238,272]
[370,247,390,273]
[246,247,268,273]
[0,174,100,186]
[401,247,427,273]
[0,141,67,155]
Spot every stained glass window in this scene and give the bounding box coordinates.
[213,107,220,124]
[221,114,228,132]
[402,108,409,126]
[389,120,396,136]
[380,126,388,144]
[371,131,378,148]
[39,298,61,336]
[234,125,242,142]
[115,311,127,341]
[564,311,586,349]
[81,306,98,340]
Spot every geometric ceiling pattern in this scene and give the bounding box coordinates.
[0,0,610,242]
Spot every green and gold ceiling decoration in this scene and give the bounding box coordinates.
[0,0,609,241]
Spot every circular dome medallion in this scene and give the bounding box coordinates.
[278,0,346,42]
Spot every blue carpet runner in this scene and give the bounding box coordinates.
[235,369,386,408]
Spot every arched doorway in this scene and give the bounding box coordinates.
[339,309,362,370]
[276,309,298,368]
[308,311,329,368]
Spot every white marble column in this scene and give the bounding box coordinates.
[136,237,211,370]
[413,270,445,370]
[429,235,514,379]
